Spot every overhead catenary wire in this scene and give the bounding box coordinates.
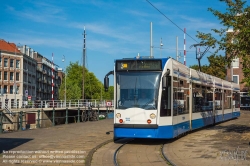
[146,0,214,56]
[146,0,200,44]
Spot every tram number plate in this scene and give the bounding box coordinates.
[125,117,130,121]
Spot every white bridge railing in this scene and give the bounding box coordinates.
[1,99,114,109]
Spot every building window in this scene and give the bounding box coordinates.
[4,71,7,80]
[16,72,19,81]
[4,85,7,93]
[232,58,239,68]
[4,58,8,67]
[10,86,13,94]
[10,72,14,81]
[233,75,239,84]
[10,59,14,67]
[16,60,20,68]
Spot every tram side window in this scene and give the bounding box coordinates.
[224,90,232,109]
[233,92,240,108]
[215,89,222,110]
[204,87,213,111]
[160,76,171,116]
[192,84,202,113]
[173,77,189,115]
[193,85,213,112]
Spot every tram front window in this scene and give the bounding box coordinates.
[116,72,161,110]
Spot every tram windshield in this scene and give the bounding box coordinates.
[116,72,161,110]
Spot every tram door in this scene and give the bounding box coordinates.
[173,76,179,117]
[172,67,190,136]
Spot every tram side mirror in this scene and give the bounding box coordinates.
[162,69,170,90]
[104,76,109,92]
[162,76,167,89]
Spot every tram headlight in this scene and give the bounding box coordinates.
[147,119,152,124]
[150,113,156,119]
[116,113,121,118]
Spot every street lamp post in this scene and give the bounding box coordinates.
[62,55,66,107]
[26,68,28,107]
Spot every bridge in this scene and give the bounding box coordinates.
[0,99,114,132]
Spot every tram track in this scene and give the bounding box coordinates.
[113,138,133,166]
[161,142,176,166]
[89,136,176,166]
[112,139,176,166]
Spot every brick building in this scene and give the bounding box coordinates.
[226,29,249,93]
[0,39,61,109]
[226,29,250,109]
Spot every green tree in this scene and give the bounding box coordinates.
[196,0,250,90]
[190,55,226,79]
[59,61,114,100]
[206,55,227,79]
[189,64,209,73]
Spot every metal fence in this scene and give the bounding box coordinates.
[1,99,114,109]
[0,106,111,134]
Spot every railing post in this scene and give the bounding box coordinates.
[65,108,68,124]
[106,106,108,119]
[87,108,89,122]
[97,105,100,121]
[0,111,3,134]
[19,111,23,131]
[52,107,55,126]
[37,110,40,128]
[77,107,80,123]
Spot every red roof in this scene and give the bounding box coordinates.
[0,39,21,53]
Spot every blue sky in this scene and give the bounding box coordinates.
[1,0,249,84]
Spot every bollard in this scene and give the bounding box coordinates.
[37,110,40,128]
[19,111,23,131]
[65,108,68,124]
[0,111,3,134]
[52,107,55,126]
[77,108,80,123]
[97,105,100,121]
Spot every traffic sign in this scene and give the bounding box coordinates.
[106,101,112,107]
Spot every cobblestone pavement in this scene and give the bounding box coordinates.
[164,111,250,166]
[1,111,250,166]
[0,119,113,166]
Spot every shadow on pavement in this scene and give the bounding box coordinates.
[221,124,250,133]
[0,138,33,154]
[209,124,250,133]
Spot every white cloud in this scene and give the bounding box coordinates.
[5,2,66,23]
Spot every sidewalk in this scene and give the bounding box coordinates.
[0,119,113,166]
[1,111,249,166]
[164,111,250,166]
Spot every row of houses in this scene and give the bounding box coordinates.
[0,39,64,108]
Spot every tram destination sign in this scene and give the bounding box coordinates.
[116,60,162,71]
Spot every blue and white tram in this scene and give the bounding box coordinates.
[104,56,240,140]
